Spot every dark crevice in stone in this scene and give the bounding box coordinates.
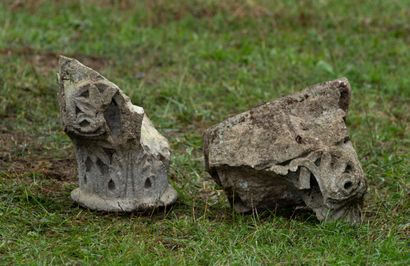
[80,89,89,98]
[108,179,115,190]
[96,157,109,175]
[276,150,313,167]
[103,148,115,163]
[314,157,321,167]
[75,105,81,115]
[344,164,352,173]
[85,157,93,172]
[338,84,350,112]
[144,178,152,188]
[310,173,320,193]
[103,93,122,137]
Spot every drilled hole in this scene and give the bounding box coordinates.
[108,179,115,190]
[144,178,152,188]
[344,181,353,190]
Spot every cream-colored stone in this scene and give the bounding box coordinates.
[204,78,367,223]
[58,56,177,212]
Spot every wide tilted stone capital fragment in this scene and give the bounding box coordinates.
[204,78,367,223]
[58,56,177,211]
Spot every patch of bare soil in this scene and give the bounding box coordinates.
[0,47,109,74]
[6,0,135,12]
[144,0,272,26]
[6,0,44,11]
[0,127,76,181]
[2,158,76,181]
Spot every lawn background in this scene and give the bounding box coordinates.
[0,0,409,264]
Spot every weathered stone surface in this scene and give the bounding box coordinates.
[58,56,177,211]
[204,78,367,223]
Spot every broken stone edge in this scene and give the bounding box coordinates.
[204,77,352,178]
[203,78,366,222]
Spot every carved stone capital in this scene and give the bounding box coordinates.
[204,78,367,223]
[58,56,177,211]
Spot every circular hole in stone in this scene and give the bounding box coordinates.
[144,178,152,188]
[108,179,115,191]
[344,181,353,190]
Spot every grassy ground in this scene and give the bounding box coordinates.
[0,0,409,264]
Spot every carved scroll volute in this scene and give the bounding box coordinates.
[296,145,367,223]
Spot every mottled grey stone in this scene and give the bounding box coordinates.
[58,56,177,212]
[204,78,367,223]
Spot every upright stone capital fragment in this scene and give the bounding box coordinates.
[58,56,177,211]
[204,78,367,223]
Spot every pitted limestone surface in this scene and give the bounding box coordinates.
[58,56,177,211]
[204,78,367,223]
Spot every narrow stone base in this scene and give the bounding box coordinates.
[71,185,178,212]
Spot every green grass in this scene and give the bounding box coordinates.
[0,0,409,264]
